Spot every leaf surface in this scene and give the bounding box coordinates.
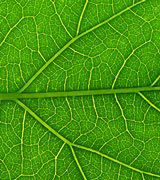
[0,0,160,179]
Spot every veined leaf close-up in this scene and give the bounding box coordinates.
[0,0,160,179]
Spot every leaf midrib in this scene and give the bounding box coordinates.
[0,86,160,100]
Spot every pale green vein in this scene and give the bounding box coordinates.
[72,143,160,178]
[0,17,24,47]
[17,0,145,94]
[111,0,115,14]
[0,160,11,180]
[17,36,78,93]
[142,173,145,180]
[108,22,133,50]
[76,0,88,35]
[70,145,87,180]
[151,75,160,87]
[112,40,150,89]
[114,94,135,139]
[1,86,160,100]
[117,165,121,180]
[77,0,145,39]
[138,92,160,112]
[15,99,71,145]
[16,99,160,178]
[53,143,66,180]
[137,76,160,112]
[21,110,26,174]
[50,0,73,38]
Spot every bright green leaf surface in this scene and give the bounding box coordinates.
[0,0,160,179]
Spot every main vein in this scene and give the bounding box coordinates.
[17,0,145,94]
[1,86,159,100]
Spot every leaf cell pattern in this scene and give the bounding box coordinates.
[0,0,160,179]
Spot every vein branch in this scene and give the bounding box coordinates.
[21,110,26,174]
[112,40,150,89]
[77,0,145,39]
[53,143,65,179]
[50,0,73,38]
[70,145,87,180]
[137,76,160,112]
[0,17,24,47]
[151,75,160,87]
[114,94,135,138]
[76,0,88,35]
[138,92,160,112]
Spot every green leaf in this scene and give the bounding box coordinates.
[0,0,160,179]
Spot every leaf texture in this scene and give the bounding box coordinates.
[0,0,160,179]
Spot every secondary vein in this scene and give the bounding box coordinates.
[15,98,160,178]
[70,145,87,180]
[138,92,160,112]
[72,143,160,178]
[17,0,145,94]
[15,99,71,145]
